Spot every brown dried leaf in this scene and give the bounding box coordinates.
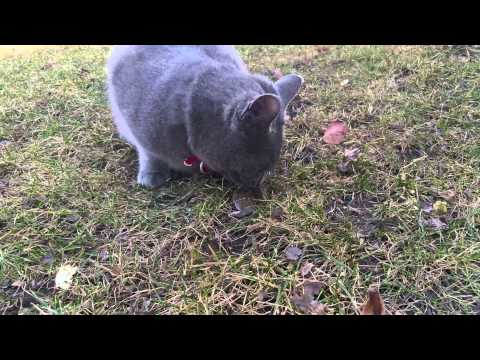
[257,291,268,302]
[323,120,348,145]
[292,282,327,315]
[360,287,386,315]
[310,302,328,315]
[300,262,314,276]
[111,264,122,277]
[292,292,312,312]
[438,190,456,202]
[246,222,264,233]
[303,280,323,297]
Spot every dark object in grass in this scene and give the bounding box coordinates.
[22,195,48,209]
[337,161,354,176]
[64,214,81,224]
[41,253,54,265]
[271,206,285,221]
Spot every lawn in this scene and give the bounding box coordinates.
[0,45,479,315]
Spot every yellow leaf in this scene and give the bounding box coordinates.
[54,264,78,290]
[433,200,448,215]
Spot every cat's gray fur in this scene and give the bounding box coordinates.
[107,45,303,190]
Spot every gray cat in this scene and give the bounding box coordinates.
[107,45,303,191]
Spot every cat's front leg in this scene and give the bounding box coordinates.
[136,148,171,188]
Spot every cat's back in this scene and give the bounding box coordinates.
[108,45,246,77]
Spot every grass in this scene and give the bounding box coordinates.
[0,45,479,315]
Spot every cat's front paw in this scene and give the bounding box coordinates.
[137,171,170,188]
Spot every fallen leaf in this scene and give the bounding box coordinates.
[344,148,361,161]
[271,207,285,221]
[272,68,284,80]
[309,302,328,315]
[360,287,386,315]
[291,292,312,312]
[303,280,323,296]
[424,218,448,230]
[54,264,78,290]
[438,190,456,202]
[433,200,448,215]
[284,246,302,261]
[12,280,25,288]
[300,262,314,276]
[246,222,264,233]
[292,281,327,315]
[323,120,348,145]
[257,291,268,302]
[421,202,433,214]
[111,264,122,276]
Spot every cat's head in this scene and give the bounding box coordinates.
[217,74,304,191]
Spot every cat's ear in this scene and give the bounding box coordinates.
[274,74,304,108]
[242,94,281,129]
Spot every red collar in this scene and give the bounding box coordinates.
[183,155,209,174]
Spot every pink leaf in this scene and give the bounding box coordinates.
[272,68,284,80]
[323,120,348,145]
